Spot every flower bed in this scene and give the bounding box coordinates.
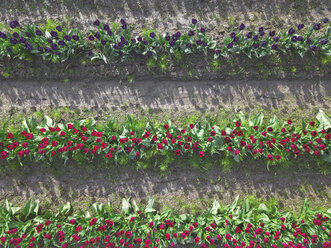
[0,17,330,64]
[0,197,330,248]
[0,110,330,166]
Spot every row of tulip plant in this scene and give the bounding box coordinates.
[0,197,330,248]
[0,110,330,166]
[0,17,330,63]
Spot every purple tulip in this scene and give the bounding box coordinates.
[72,35,79,41]
[253,35,258,41]
[313,23,321,30]
[37,47,43,52]
[131,38,136,43]
[306,38,311,44]
[19,36,26,43]
[233,37,239,42]
[88,35,95,41]
[175,32,181,38]
[253,43,260,49]
[51,43,58,50]
[192,18,197,24]
[227,42,233,48]
[261,41,267,47]
[298,24,304,30]
[165,35,170,41]
[64,35,71,41]
[93,19,100,26]
[271,43,278,50]
[13,32,19,38]
[94,32,101,39]
[58,40,65,46]
[258,27,264,33]
[169,40,175,46]
[56,26,62,32]
[320,39,328,45]
[137,36,142,42]
[107,30,113,36]
[323,18,329,23]
[142,40,148,45]
[288,28,295,35]
[200,27,205,33]
[50,31,58,37]
[230,32,236,38]
[297,36,303,41]
[186,43,192,48]
[150,32,155,38]
[246,32,252,38]
[104,24,110,31]
[10,38,18,44]
[120,19,126,25]
[310,45,316,51]
[291,36,297,42]
[9,20,19,29]
[25,32,32,38]
[239,23,245,30]
[101,39,106,45]
[88,51,94,56]
[0,32,7,39]
[259,31,265,36]
[35,29,42,36]
[147,51,153,56]
[45,47,51,53]
[47,38,53,43]
[215,49,221,55]
[113,44,118,49]
[122,24,127,29]
[188,30,195,36]
[25,42,33,50]
[196,39,202,45]
[273,36,279,42]
[118,41,123,47]
[269,30,275,37]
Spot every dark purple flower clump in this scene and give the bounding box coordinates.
[120,19,126,25]
[64,35,71,41]
[188,30,195,36]
[118,50,123,56]
[306,38,311,44]
[88,35,95,41]
[230,32,236,38]
[142,40,148,45]
[196,39,202,45]
[253,43,260,49]
[107,30,113,36]
[215,49,221,55]
[203,42,207,47]
[131,38,136,43]
[56,26,62,32]
[261,40,267,47]
[309,45,316,51]
[12,32,19,38]
[273,36,279,42]
[47,38,53,43]
[19,36,26,43]
[269,30,275,37]
[118,41,123,47]
[187,42,192,48]
[25,42,33,50]
[88,51,94,56]
[291,36,297,42]
[104,24,110,31]
[150,32,155,38]
[72,35,79,41]
[25,32,32,38]
[246,32,252,39]
[0,32,7,39]
[45,47,51,53]
[101,39,106,45]
[113,44,119,49]
[253,35,258,41]
[169,40,175,46]
[94,32,101,39]
[93,19,100,26]
[6,47,12,53]
[175,32,181,38]
[147,51,153,56]
[192,18,197,24]
[258,27,264,33]
[58,40,65,46]
[37,47,43,52]
[9,20,19,29]
[122,24,127,29]
[297,36,303,41]
[233,37,239,42]
[51,43,58,50]
[259,31,265,36]
[271,43,278,50]
[165,35,170,41]
[323,18,329,23]
[288,28,295,35]
[320,39,328,45]
[313,23,321,30]
[227,42,233,48]
[50,31,58,37]
[137,36,142,42]
[239,23,245,30]
[298,24,304,30]
[35,29,42,36]
[10,38,17,45]
[200,27,205,33]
